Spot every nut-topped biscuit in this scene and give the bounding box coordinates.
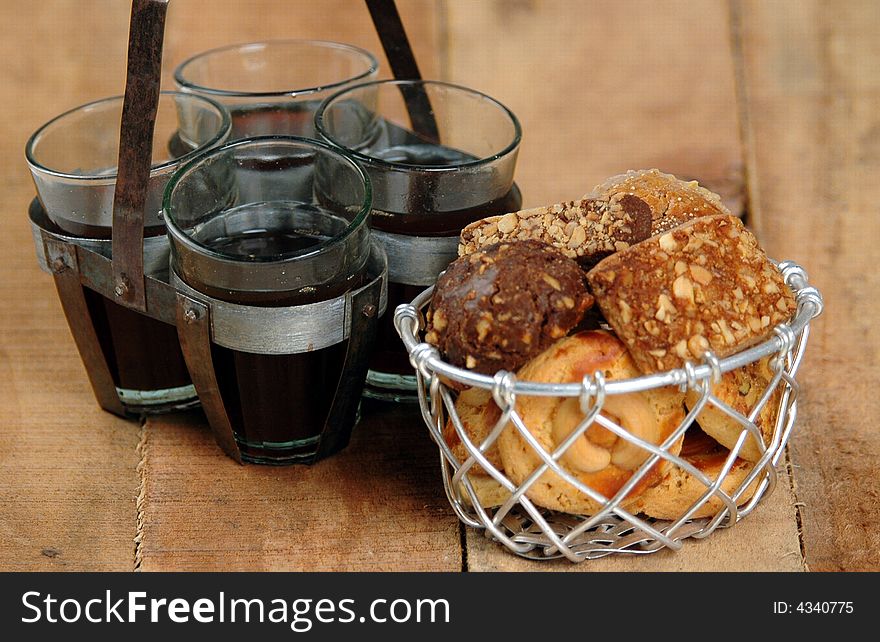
[587,215,796,374]
[458,193,652,267]
[497,331,685,515]
[592,168,731,235]
[426,240,593,374]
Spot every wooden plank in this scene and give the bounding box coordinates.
[0,0,140,571]
[10,0,844,573]
[442,0,804,571]
[137,405,460,571]
[737,0,880,571]
[164,0,441,85]
[139,0,459,570]
[443,0,745,214]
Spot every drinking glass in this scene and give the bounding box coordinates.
[174,39,379,140]
[316,79,522,401]
[164,136,383,464]
[26,92,231,414]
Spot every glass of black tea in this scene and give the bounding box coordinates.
[163,136,382,464]
[315,79,522,401]
[25,92,231,415]
[174,40,378,140]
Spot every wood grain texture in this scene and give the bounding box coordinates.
[0,0,140,571]
[443,0,745,213]
[137,405,459,571]
[5,0,866,572]
[164,0,441,86]
[737,0,880,571]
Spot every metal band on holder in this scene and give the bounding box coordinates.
[44,238,126,417]
[365,0,439,143]
[171,242,388,355]
[30,201,170,277]
[372,229,458,286]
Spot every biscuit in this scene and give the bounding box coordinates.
[630,428,760,520]
[426,240,593,374]
[591,168,731,235]
[587,215,796,374]
[444,387,504,475]
[444,388,512,508]
[498,331,686,515]
[686,357,782,462]
[457,475,512,509]
[458,193,652,267]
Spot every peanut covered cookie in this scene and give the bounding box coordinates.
[592,168,731,235]
[426,240,593,374]
[498,331,685,515]
[587,215,796,374]
[459,193,652,267]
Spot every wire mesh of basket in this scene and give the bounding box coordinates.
[394,260,823,562]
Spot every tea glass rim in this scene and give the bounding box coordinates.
[173,39,380,99]
[162,134,373,265]
[314,78,523,173]
[25,91,232,182]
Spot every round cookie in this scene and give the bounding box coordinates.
[444,387,511,508]
[457,475,512,509]
[591,168,731,235]
[425,240,593,374]
[685,357,783,462]
[444,387,505,474]
[498,331,686,515]
[630,428,760,520]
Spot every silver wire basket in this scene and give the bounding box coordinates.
[394,260,823,562]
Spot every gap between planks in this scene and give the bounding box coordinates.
[728,0,807,571]
[134,418,148,571]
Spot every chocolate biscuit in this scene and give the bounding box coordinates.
[458,193,652,267]
[426,240,593,374]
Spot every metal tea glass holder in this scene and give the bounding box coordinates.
[171,243,387,464]
[28,1,192,419]
[27,0,388,463]
[395,262,823,561]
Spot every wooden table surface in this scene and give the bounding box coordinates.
[1,0,876,572]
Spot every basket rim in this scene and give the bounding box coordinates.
[394,259,822,397]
